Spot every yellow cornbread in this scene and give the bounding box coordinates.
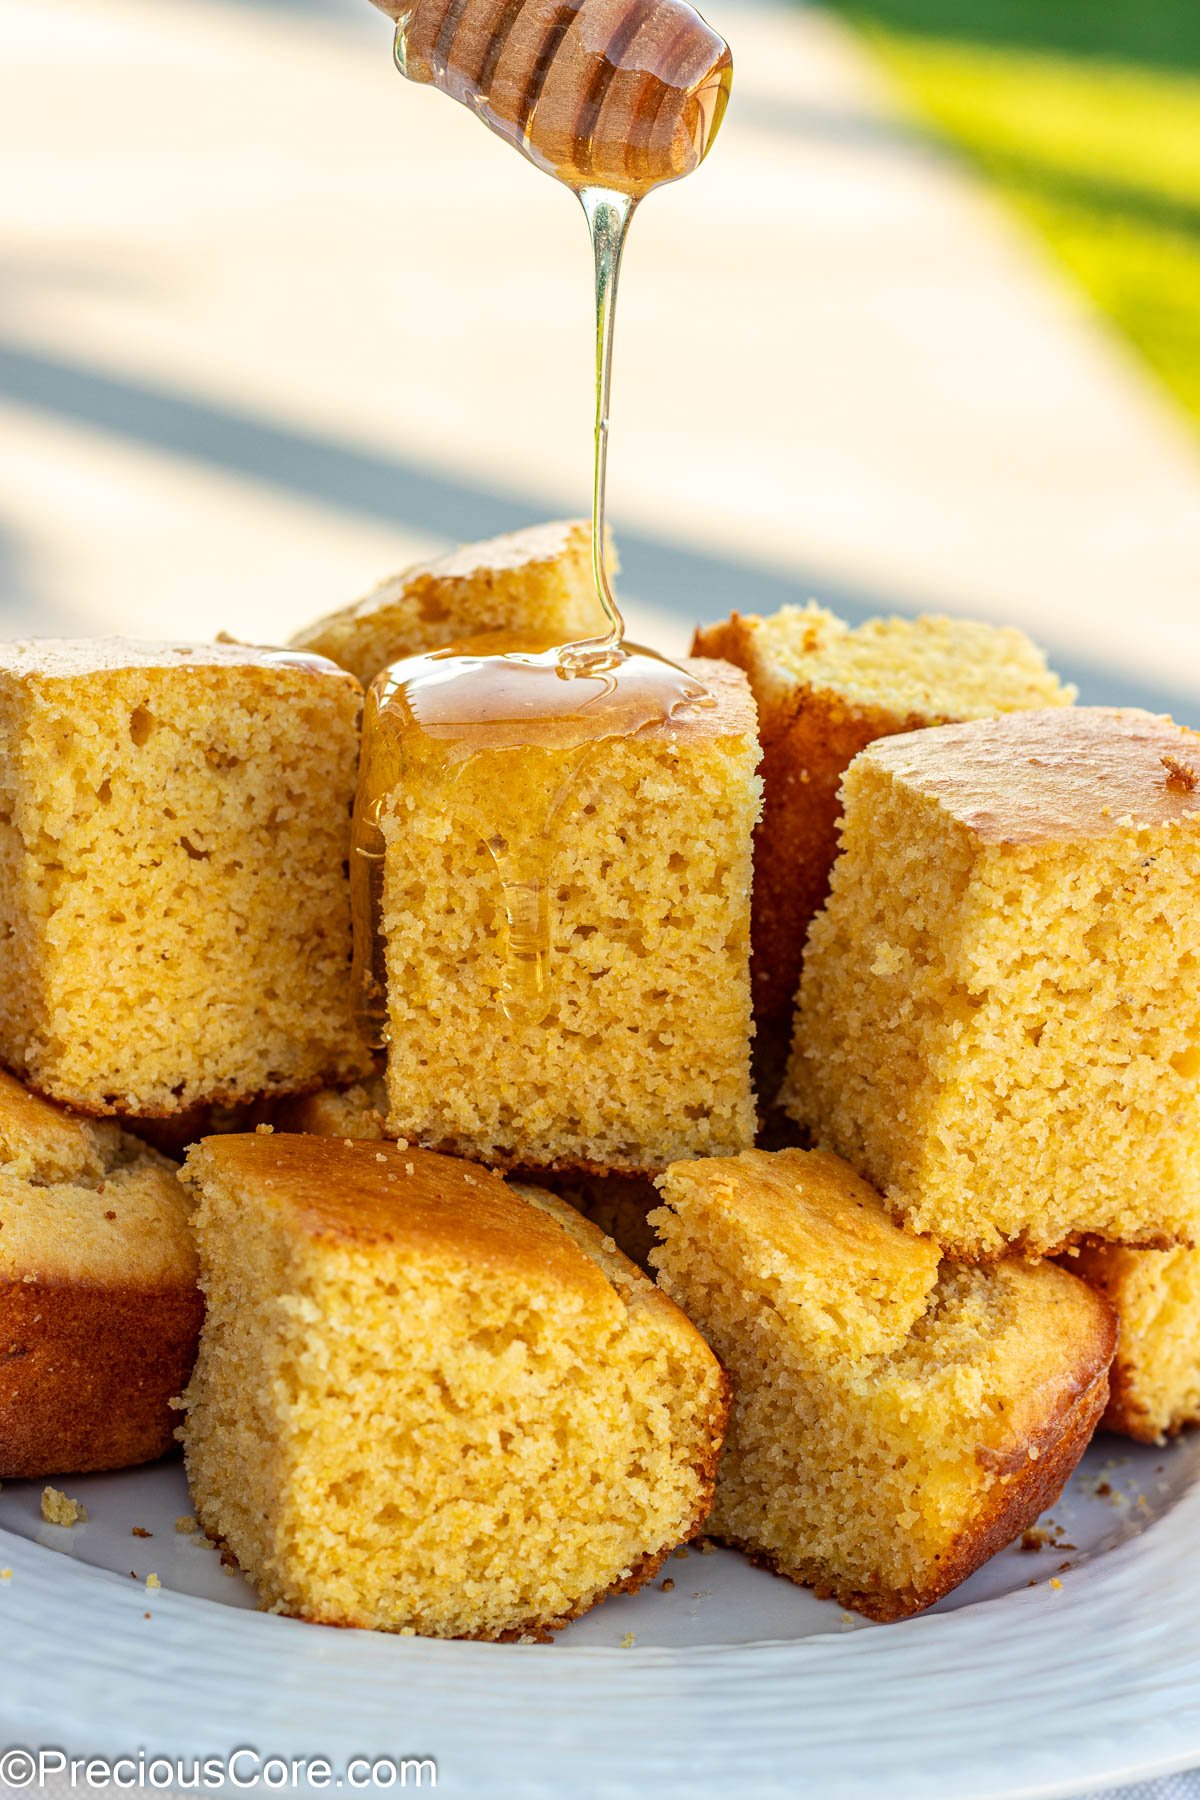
[276,1076,388,1140]
[379,658,761,1173]
[784,708,1200,1258]
[0,640,371,1117]
[0,1068,201,1477]
[290,521,611,686]
[693,605,1073,1080]
[1070,1243,1200,1443]
[181,1135,728,1639]
[651,1148,1115,1620]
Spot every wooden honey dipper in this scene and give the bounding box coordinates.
[372,0,731,196]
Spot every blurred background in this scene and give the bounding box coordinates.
[2,0,1198,712]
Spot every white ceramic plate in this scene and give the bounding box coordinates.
[2,1432,1200,1798]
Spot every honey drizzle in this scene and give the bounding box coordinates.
[353,0,730,1036]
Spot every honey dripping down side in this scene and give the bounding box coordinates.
[378,0,731,197]
[350,641,716,1038]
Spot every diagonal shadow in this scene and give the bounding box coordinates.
[0,336,1191,718]
[0,338,898,627]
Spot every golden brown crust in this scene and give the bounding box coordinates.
[693,615,927,1064]
[14,1067,371,1127]
[939,1225,1188,1269]
[0,1278,203,1478]
[416,1137,669,1180]
[0,639,357,686]
[869,707,1200,846]
[715,1351,1111,1621]
[185,1135,620,1305]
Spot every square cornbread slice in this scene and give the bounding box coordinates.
[290,520,610,686]
[693,605,1073,1080]
[783,708,1200,1258]
[651,1148,1115,1621]
[1070,1243,1200,1443]
[181,1135,728,1639]
[0,1069,201,1477]
[0,640,371,1117]
[380,657,761,1173]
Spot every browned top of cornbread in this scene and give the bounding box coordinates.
[188,1135,615,1300]
[0,1066,112,1183]
[666,1147,940,1285]
[0,1069,196,1287]
[401,520,591,583]
[628,656,757,746]
[867,706,1200,845]
[652,1148,942,1358]
[0,639,354,685]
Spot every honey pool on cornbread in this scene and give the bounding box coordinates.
[785,706,1200,1259]
[358,648,761,1172]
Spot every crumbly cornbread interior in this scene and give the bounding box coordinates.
[784,709,1200,1257]
[0,1068,194,1287]
[719,604,1074,720]
[692,605,1074,1080]
[380,658,761,1171]
[181,1135,726,1639]
[290,520,611,686]
[651,1148,1114,1618]
[1072,1243,1200,1443]
[0,642,368,1116]
[276,1075,388,1139]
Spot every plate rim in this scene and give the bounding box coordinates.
[4,1468,1200,1800]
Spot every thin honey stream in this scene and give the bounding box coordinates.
[353,0,731,1037]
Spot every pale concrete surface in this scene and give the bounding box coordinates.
[0,0,1199,707]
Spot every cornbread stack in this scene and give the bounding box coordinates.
[7,523,1199,1641]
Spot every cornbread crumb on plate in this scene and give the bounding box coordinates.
[41,1487,87,1527]
[181,1135,727,1640]
[784,708,1200,1259]
[693,605,1072,1083]
[1069,1243,1200,1443]
[651,1148,1115,1621]
[0,1069,201,1479]
[290,521,611,687]
[381,658,761,1174]
[0,639,371,1117]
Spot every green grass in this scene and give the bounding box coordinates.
[817,1,1200,426]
